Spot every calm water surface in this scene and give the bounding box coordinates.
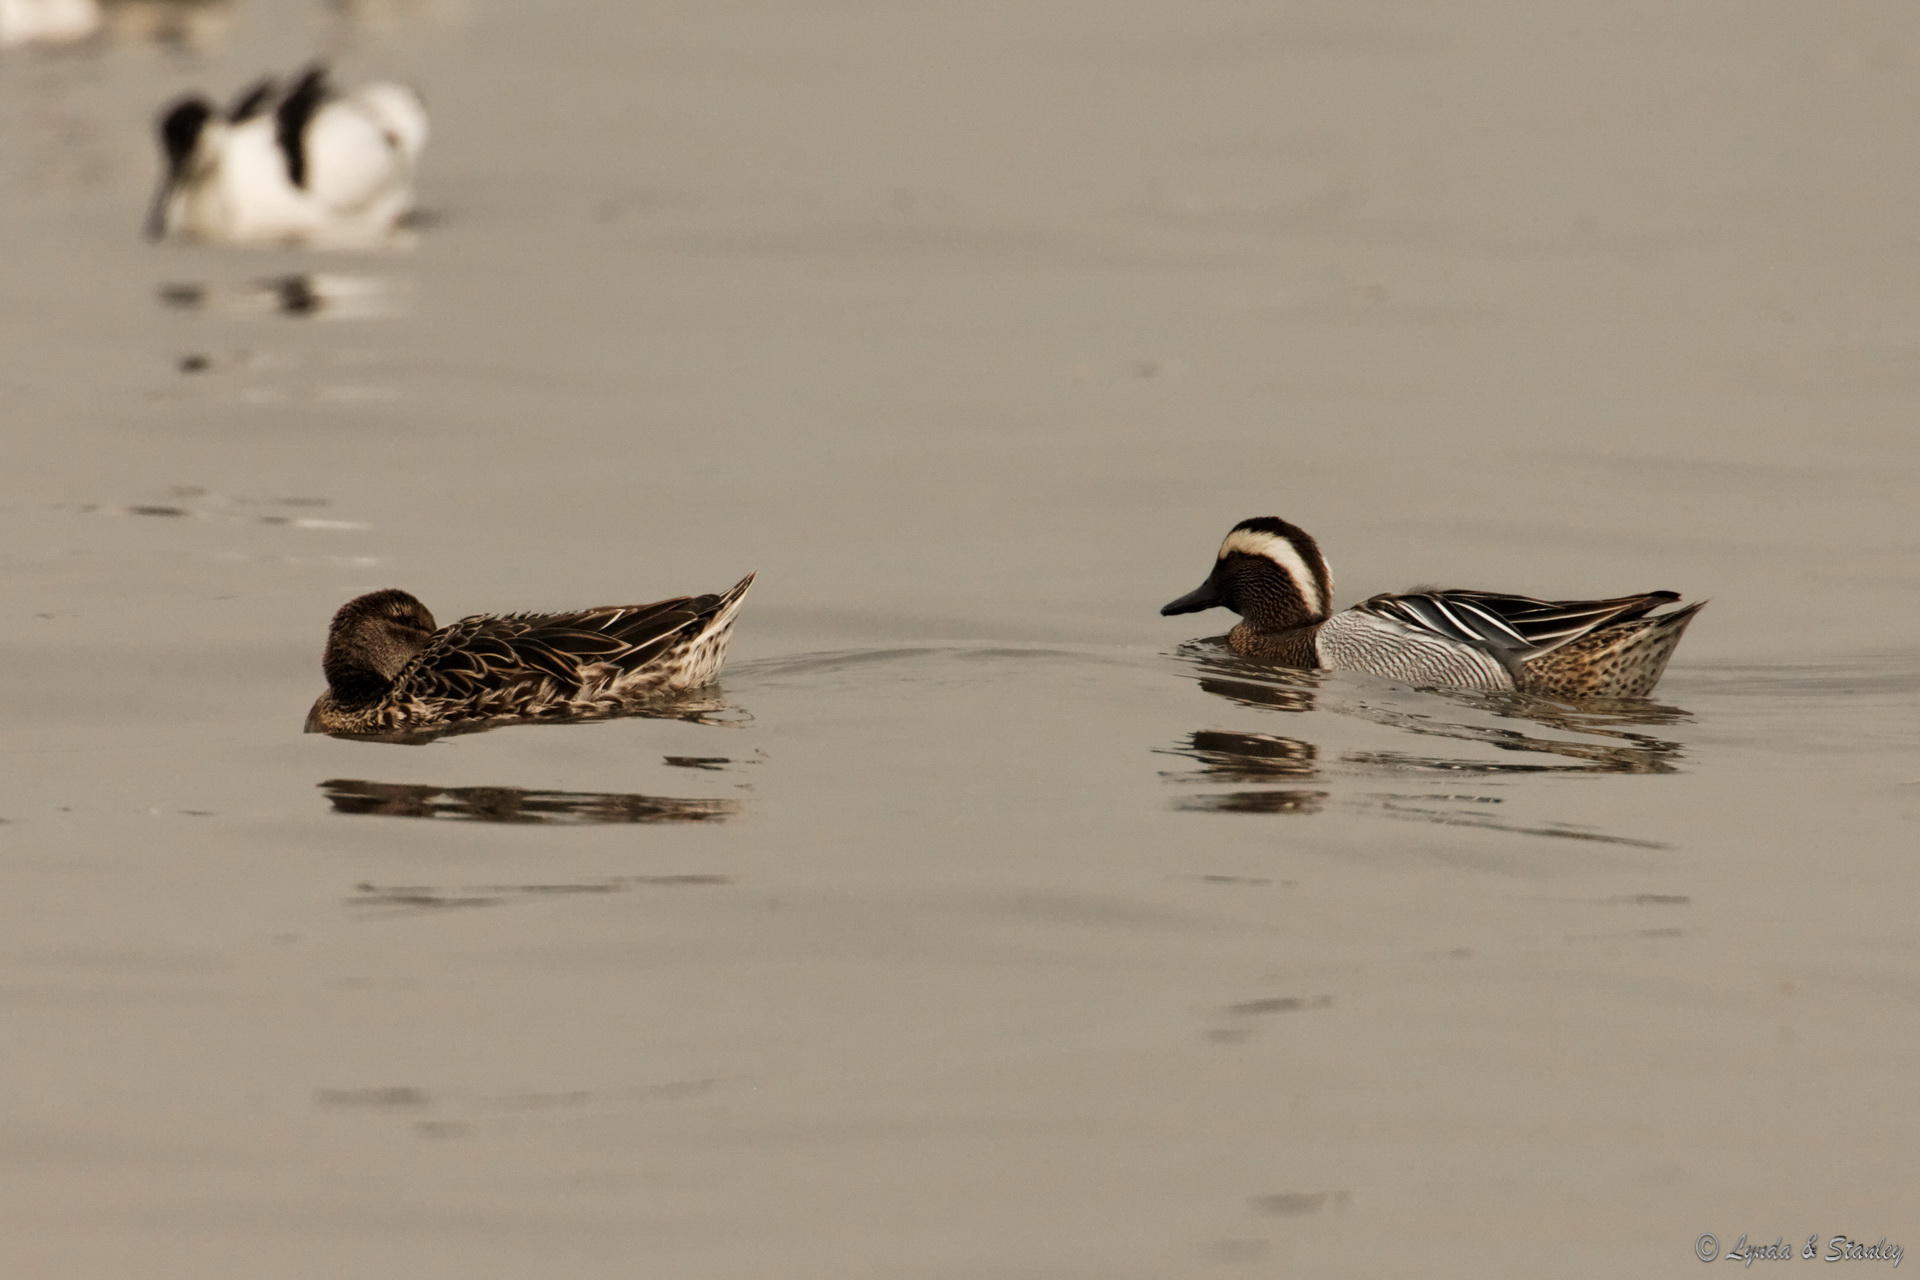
[3,3,1917,1277]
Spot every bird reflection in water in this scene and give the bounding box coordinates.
[158,273,405,320]
[1336,694,1690,778]
[1161,729,1328,815]
[320,778,738,824]
[1185,650,1320,715]
[1163,644,1692,844]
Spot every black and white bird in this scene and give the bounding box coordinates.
[1163,516,1703,698]
[147,65,428,247]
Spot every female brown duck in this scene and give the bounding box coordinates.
[306,574,754,735]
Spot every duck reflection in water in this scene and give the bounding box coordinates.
[321,778,737,824]
[1162,728,1329,815]
[1162,644,1692,845]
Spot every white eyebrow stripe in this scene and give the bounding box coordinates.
[1220,528,1324,615]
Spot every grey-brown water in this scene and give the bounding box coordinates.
[4,3,1917,1276]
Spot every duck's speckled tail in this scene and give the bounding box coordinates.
[670,572,755,691]
[1521,599,1705,699]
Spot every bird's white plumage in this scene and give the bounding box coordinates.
[153,74,427,247]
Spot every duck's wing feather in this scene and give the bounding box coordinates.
[1353,589,1682,661]
[390,590,737,704]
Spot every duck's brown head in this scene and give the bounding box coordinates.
[1161,516,1335,631]
[319,588,437,702]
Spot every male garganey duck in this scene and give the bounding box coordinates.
[1163,517,1702,698]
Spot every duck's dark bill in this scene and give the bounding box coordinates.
[1161,582,1221,615]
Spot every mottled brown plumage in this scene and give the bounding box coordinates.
[306,574,754,736]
